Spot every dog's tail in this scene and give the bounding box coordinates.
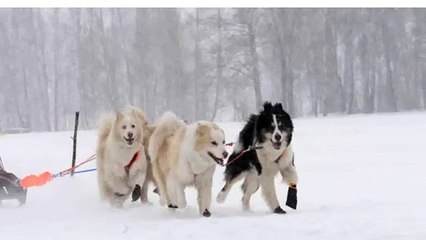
[96,114,115,200]
[149,112,184,206]
[96,115,114,160]
[148,112,184,163]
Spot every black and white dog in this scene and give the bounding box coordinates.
[216,102,298,214]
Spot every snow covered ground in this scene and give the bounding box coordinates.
[1,112,426,240]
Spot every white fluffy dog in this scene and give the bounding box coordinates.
[149,112,228,217]
[96,105,150,207]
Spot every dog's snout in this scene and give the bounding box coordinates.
[127,132,134,138]
[222,151,229,159]
[274,134,282,142]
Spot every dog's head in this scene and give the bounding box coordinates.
[194,121,228,166]
[255,102,293,150]
[113,111,143,147]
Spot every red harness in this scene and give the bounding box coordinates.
[124,151,141,175]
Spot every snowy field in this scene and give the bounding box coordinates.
[1,112,426,240]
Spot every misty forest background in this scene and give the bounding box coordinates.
[0,8,425,131]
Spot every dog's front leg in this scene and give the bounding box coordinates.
[106,180,131,208]
[195,166,215,217]
[130,171,147,203]
[279,152,298,186]
[107,172,131,197]
[279,154,298,210]
[260,174,285,214]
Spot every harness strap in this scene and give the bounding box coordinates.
[124,151,141,175]
[274,148,288,164]
[224,145,263,166]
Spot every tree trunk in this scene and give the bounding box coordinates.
[211,9,222,121]
[193,9,201,121]
[31,9,51,131]
[53,9,60,131]
[247,16,262,110]
[422,68,426,108]
[344,36,355,114]
[116,9,134,105]
[271,9,296,115]
[380,10,398,112]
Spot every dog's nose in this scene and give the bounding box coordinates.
[222,151,228,159]
[274,134,282,142]
[127,132,134,138]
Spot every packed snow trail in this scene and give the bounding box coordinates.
[1,112,426,240]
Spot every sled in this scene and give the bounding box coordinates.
[0,156,27,206]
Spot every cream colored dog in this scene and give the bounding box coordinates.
[149,112,228,217]
[96,105,150,207]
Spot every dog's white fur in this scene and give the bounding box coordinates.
[149,112,227,216]
[96,105,149,207]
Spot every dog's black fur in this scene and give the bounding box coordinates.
[224,102,294,182]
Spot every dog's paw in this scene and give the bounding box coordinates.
[159,196,167,206]
[131,184,142,202]
[202,209,211,217]
[273,206,286,214]
[140,200,153,205]
[168,204,178,209]
[216,192,226,203]
[114,192,126,198]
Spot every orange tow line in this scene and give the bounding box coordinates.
[19,154,96,188]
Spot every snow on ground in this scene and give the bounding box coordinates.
[1,112,426,240]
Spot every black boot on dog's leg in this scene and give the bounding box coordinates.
[273,206,286,214]
[285,186,297,210]
[131,184,141,202]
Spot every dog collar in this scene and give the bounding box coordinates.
[124,151,141,174]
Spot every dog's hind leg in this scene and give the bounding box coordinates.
[216,172,246,203]
[166,176,180,209]
[241,172,259,211]
[175,182,187,209]
[140,162,155,204]
[260,174,285,214]
[153,173,169,206]
[139,178,150,204]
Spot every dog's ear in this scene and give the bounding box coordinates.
[129,106,148,127]
[263,102,273,112]
[196,123,209,137]
[275,102,283,110]
[116,111,124,122]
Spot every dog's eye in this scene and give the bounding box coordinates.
[211,141,218,146]
[122,125,127,130]
[131,124,135,128]
[222,140,225,144]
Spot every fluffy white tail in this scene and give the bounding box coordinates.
[95,114,115,200]
[148,112,184,163]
